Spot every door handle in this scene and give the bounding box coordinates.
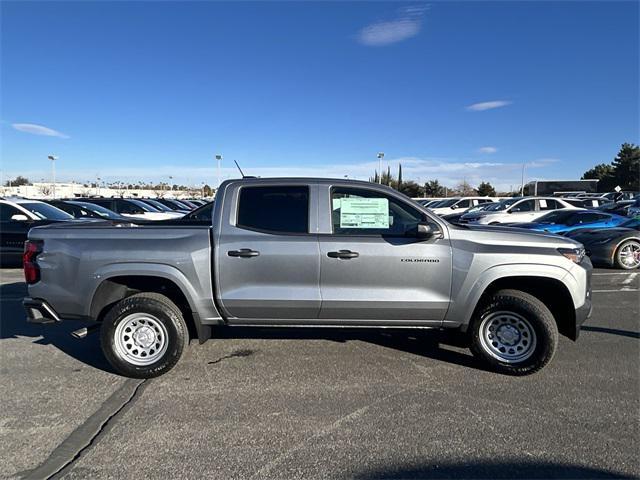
[327,250,359,259]
[228,249,260,258]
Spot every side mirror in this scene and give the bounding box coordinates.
[450,204,458,210]
[507,209,513,214]
[413,223,439,239]
[10,214,29,222]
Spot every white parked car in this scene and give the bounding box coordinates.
[459,197,580,225]
[429,197,497,216]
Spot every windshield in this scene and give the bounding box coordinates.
[492,198,521,211]
[128,199,160,212]
[535,210,576,224]
[433,199,459,208]
[71,201,122,219]
[20,202,73,221]
[141,199,172,211]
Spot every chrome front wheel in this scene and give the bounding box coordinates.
[615,240,640,270]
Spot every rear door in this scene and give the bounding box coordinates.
[318,185,452,322]
[216,183,321,320]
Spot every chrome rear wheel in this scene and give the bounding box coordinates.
[616,240,640,270]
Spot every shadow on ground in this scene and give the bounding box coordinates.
[354,460,634,479]
[0,282,114,373]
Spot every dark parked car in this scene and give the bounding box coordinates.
[596,200,634,216]
[506,209,628,235]
[566,217,640,269]
[0,197,74,266]
[48,200,127,221]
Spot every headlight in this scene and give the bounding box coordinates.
[558,247,585,264]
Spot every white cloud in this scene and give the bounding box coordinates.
[12,123,69,139]
[466,101,512,112]
[357,5,429,46]
[478,146,498,154]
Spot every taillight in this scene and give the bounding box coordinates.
[23,240,43,284]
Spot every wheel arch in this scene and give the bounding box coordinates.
[467,276,577,340]
[90,268,212,343]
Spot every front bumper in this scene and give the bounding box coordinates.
[23,297,61,324]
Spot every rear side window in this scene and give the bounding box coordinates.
[237,186,309,234]
[538,199,561,211]
[511,199,535,212]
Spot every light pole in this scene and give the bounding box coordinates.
[520,163,526,195]
[48,155,57,198]
[215,154,223,191]
[377,152,385,184]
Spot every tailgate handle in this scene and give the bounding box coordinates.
[327,250,359,259]
[228,249,260,258]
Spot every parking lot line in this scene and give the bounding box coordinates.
[592,288,639,293]
[592,272,636,276]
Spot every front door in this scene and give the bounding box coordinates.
[217,184,321,320]
[318,186,452,322]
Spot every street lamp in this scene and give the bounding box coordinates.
[377,152,385,184]
[215,154,223,190]
[48,155,57,198]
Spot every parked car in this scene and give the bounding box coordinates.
[0,197,74,266]
[137,198,189,215]
[596,200,635,217]
[460,197,579,225]
[563,198,610,209]
[155,198,195,211]
[429,197,496,216]
[24,178,591,379]
[626,197,640,218]
[506,209,628,235]
[441,202,497,224]
[77,198,183,220]
[566,217,640,269]
[48,200,128,221]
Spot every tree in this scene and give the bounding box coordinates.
[203,184,213,197]
[397,164,403,190]
[380,166,392,186]
[611,143,640,191]
[581,163,615,192]
[423,179,445,197]
[4,175,30,187]
[477,181,496,197]
[398,180,421,198]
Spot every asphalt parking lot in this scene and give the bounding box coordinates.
[1,268,638,480]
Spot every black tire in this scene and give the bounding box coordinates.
[489,222,500,225]
[100,292,189,378]
[469,289,558,376]
[613,239,640,270]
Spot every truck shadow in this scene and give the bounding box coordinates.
[354,460,634,479]
[0,282,115,373]
[213,326,484,371]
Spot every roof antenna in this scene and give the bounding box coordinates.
[233,160,257,178]
[234,160,246,178]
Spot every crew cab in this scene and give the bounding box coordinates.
[23,178,592,378]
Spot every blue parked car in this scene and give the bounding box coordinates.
[507,209,629,235]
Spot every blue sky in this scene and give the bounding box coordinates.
[1,1,638,190]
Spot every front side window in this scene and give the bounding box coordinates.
[19,202,73,220]
[237,186,309,234]
[331,187,424,236]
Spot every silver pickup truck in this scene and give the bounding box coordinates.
[23,178,592,378]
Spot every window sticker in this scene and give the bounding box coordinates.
[539,199,547,208]
[338,197,389,229]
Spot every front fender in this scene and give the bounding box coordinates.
[444,263,577,327]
